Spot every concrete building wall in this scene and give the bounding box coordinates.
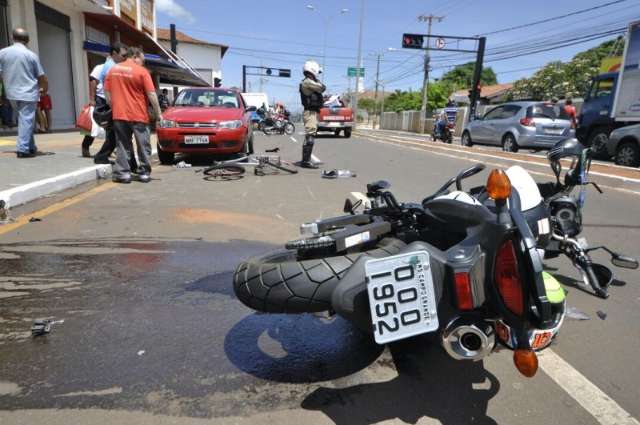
[159,40,222,85]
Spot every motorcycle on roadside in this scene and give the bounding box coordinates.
[231,139,637,378]
[258,110,295,136]
[432,121,454,144]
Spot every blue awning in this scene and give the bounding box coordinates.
[83,40,208,87]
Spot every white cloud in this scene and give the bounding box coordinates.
[156,0,195,24]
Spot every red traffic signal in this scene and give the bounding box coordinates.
[402,33,424,49]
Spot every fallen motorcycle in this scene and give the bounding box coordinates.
[536,138,638,298]
[234,162,572,377]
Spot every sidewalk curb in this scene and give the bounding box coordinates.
[0,164,112,210]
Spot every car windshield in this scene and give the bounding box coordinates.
[175,89,240,108]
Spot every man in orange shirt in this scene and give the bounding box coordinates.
[104,47,162,184]
[563,98,577,130]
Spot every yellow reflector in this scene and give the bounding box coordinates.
[514,349,539,377]
[487,169,512,201]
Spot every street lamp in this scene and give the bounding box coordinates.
[306,4,349,81]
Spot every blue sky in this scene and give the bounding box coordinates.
[155,0,639,108]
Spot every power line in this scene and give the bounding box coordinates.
[477,0,628,36]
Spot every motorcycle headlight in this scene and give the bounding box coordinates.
[159,119,176,128]
[219,120,243,129]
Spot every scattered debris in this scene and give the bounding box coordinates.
[596,310,607,320]
[174,161,192,168]
[31,318,64,337]
[265,147,280,153]
[310,154,324,165]
[29,217,42,223]
[565,306,590,321]
[137,350,146,356]
[321,169,357,179]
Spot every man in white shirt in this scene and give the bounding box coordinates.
[81,43,126,162]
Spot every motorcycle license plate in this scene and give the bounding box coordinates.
[184,135,210,145]
[365,251,439,344]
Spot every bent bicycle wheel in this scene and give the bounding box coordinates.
[203,165,246,181]
[265,159,298,174]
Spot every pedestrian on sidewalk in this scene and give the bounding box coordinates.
[104,47,162,184]
[38,91,51,132]
[0,28,48,158]
[81,43,127,161]
[299,60,326,169]
[158,88,170,111]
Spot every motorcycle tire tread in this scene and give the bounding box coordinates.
[233,237,406,313]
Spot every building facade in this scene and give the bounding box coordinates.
[157,28,227,86]
[1,0,204,130]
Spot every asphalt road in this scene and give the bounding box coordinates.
[0,130,639,425]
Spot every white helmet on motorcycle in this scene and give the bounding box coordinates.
[303,60,323,79]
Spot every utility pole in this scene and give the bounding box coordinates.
[353,0,364,130]
[418,14,444,118]
[170,24,178,99]
[374,53,381,128]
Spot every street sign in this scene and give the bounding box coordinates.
[348,67,365,77]
[435,37,446,49]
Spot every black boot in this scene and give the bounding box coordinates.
[300,135,318,169]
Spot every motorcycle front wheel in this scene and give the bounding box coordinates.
[284,122,295,135]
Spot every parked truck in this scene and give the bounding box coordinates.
[578,21,640,157]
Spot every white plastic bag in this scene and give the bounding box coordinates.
[89,106,105,139]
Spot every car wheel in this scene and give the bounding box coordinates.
[157,143,175,165]
[502,133,518,152]
[461,131,473,147]
[587,128,610,158]
[615,141,640,167]
[344,128,352,138]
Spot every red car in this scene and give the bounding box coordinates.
[156,87,254,164]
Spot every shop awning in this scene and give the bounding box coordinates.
[83,13,209,87]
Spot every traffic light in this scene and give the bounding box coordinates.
[402,33,424,49]
[279,69,291,78]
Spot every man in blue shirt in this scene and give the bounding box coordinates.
[0,28,48,158]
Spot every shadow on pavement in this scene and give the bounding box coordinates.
[224,313,384,383]
[301,335,500,425]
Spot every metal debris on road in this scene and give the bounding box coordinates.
[565,306,590,321]
[174,161,192,168]
[596,310,607,320]
[137,350,145,356]
[28,217,42,222]
[265,147,280,153]
[31,318,64,337]
[321,169,357,179]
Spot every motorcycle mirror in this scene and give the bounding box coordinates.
[611,254,639,270]
[367,180,391,195]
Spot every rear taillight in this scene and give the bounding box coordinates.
[495,240,524,315]
[519,117,535,127]
[454,272,474,310]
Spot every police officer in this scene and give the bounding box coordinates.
[299,60,326,168]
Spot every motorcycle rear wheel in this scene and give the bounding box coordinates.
[233,237,406,313]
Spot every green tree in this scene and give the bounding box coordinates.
[440,62,498,91]
[383,83,449,112]
[358,98,378,122]
[509,37,623,101]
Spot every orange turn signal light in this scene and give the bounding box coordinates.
[513,349,538,378]
[486,169,512,201]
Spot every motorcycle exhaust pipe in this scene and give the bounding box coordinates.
[441,317,495,361]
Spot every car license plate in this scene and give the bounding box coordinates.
[184,135,210,145]
[328,122,341,127]
[544,127,564,135]
[325,115,344,121]
[366,251,439,344]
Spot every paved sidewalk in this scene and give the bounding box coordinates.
[0,132,111,209]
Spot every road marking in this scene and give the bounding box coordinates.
[306,186,316,201]
[290,136,298,143]
[358,133,640,197]
[0,183,115,236]
[540,350,640,425]
[359,131,640,184]
[0,140,14,147]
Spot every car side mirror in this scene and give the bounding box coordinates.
[246,106,257,112]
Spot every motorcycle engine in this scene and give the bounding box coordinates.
[549,196,582,237]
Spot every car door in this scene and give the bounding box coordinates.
[493,104,521,142]
[475,106,505,144]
